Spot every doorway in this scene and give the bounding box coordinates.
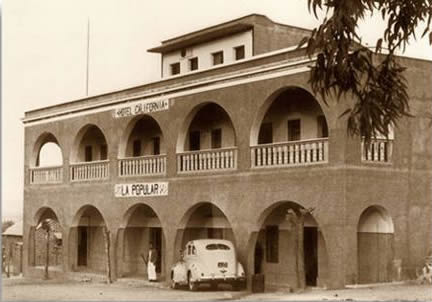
[150,228,162,273]
[304,227,318,286]
[254,242,263,274]
[357,206,394,283]
[77,226,88,266]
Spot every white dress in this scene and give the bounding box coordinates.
[147,250,157,281]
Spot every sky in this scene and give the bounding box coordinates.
[2,0,432,221]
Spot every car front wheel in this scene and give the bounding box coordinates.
[170,272,179,289]
[187,272,198,291]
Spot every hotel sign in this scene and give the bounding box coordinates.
[114,98,169,118]
[115,182,168,198]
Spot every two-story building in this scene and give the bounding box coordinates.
[22,14,432,290]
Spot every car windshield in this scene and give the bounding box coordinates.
[205,243,230,250]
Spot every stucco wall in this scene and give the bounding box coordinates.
[22,56,432,290]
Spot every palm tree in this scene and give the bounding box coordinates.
[102,226,112,284]
[36,218,55,279]
[286,207,314,290]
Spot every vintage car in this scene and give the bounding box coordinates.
[170,239,246,291]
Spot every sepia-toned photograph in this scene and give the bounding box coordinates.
[2,0,432,300]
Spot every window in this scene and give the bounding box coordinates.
[133,140,141,157]
[266,225,279,263]
[211,128,222,149]
[85,145,92,162]
[206,244,230,250]
[189,131,200,151]
[288,119,301,141]
[100,144,108,160]
[212,51,224,65]
[152,137,160,155]
[170,62,180,75]
[208,228,223,239]
[189,57,198,71]
[258,123,273,144]
[317,115,328,138]
[234,45,245,60]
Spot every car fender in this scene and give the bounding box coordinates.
[187,261,206,282]
[236,262,245,278]
[171,261,187,284]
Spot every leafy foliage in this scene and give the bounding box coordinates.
[37,218,56,232]
[301,0,432,143]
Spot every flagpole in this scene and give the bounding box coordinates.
[86,17,90,96]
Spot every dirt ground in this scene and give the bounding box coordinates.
[2,276,431,301]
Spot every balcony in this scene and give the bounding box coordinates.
[70,160,109,182]
[251,138,328,168]
[118,155,166,177]
[29,166,63,184]
[361,138,393,163]
[177,147,237,173]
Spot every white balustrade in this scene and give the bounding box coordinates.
[361,138,393,163]
[177,147,237,173]
[251,138,328,168]
[118,155,166,177]
[30,166,63,184]
[70,160,109,181]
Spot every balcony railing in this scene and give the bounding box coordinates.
[118,155,166,177]
[70,160,109,181]
[177,147,237,173]
[361,138,393,163]
[30,166,63,184]
[251,138,328,168]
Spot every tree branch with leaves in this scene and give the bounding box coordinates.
[301,0,432,144]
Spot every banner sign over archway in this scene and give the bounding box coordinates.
[115,182,168,197]
[114,98,169,118]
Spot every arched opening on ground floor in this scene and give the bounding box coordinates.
[69,205,108,273]
[28,207,63,273]
[252,201,329,290]
[357,205,394,284]
[118,204,165,279]
[174,203,235,261]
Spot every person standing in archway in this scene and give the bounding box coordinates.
[142,243,158,282]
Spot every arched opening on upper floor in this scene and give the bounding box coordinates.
[32,132,63,167]
[118,204,165,280]
[250,87,329,168]
[119,115,165,158]
[249,201,329,290]
[176,103,237,173]
[117,116,166,177]
[357,205,394,284]
[69,205,108,274]
[70,125,109,181]
[177,103,237,152]
[71,124,108,163]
